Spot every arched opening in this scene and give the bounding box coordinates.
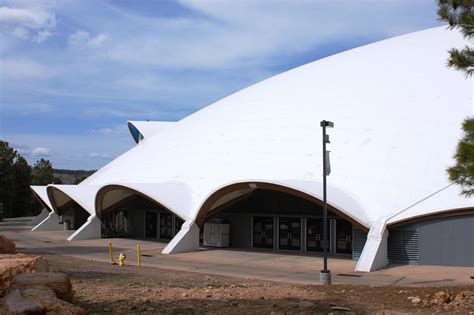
[196,182,368,258]
[47,187,90,231]
[127,122,144,144]
[386,208,474,266]
[96,185,184,241]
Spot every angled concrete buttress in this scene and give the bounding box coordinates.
[355,221,389,272]
[67,215,101,241]
[31,211,63,231]
[162,220,200,254]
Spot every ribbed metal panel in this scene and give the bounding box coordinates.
[388,230,419,263]
[352,228,367,260]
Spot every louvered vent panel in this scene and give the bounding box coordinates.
[388,230,419,263]
[352,228,367,260]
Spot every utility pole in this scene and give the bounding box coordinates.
[320,120,333,285]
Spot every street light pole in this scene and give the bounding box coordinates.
[320,120,333,285]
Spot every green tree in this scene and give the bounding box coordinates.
[438,1,474,196]
[437,0,474,76]
[0,141,18,218]
[32,158,54,185]
[447,119,474,196]
[12,156,33,217]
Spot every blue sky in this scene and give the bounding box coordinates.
[0,0,441,169]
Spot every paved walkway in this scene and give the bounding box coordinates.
[1,218,473,286]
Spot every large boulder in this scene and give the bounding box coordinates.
[2,288,44,315]
[0,254,49,297]
[1,285,85,315]
[11,272,73,302]
[0,235,15,254]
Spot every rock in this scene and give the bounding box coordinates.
[20,285,85,315]
[432,291,451,305]
[182,293,189,298]
[411,297,421,304]
[453,291,471,304]
[299,301,315,307]
[331,306,351,311]
[3,288,45,314]
[259,296,265,300]
[0,254,49,297]
[12,272,73,302]
[0,235,15,254]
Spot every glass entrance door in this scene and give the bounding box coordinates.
[306,218,329,252]
[278,217,301,250]
[145,212,157,238]
[160,212,173,240]
[336,220,352,254]
[175,217,184,236]
[252,217,274,249]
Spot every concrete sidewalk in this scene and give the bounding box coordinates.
[1,221,473,287]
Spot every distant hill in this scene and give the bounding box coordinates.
[53,169,96,184]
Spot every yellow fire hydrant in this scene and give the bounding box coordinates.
[118,252,126,266]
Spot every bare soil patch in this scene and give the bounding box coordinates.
[47,255,473,314]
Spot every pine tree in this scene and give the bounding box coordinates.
[437,0,474,76]
[32,158,54,185]
[0,141,18,218]
[447,119,474,196]
[438,0,474,196]
[12,156,33,217]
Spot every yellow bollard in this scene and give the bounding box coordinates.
[108,241,114,263]
[136,245,142,268]
[118,252,126,266]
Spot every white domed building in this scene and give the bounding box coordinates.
[31,26,473,271]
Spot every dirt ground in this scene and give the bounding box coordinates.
[45,254,473,315]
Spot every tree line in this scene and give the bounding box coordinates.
[0,141,62,220]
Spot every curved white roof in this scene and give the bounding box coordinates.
[127,121,176,143]
[47,26,472,227]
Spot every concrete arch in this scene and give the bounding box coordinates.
[47,186,90,216]
[95,184,185,221]
[194,180,369,231]
[387,207,474,228]
[31,186,53,212]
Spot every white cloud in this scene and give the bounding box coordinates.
[106,1,438,70]
[88,152,110,159]
[88,33,108,47]
[34,29,52,43]
[68,30,109,48]
[91,125,128,137]
[1,59,58,79]
[31,147,51,156]
[0,5,56,43]
[11,27,29,40]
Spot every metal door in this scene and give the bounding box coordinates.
[306,218,329,252]
[335,220,352,254]
[145,212,157,238]
[159,212,173,239]
[252,217,274,249]
[279,217,301,250]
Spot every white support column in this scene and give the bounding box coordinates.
[31,211,62,231]
[162,220,199,254]
[355,221,389,272]
[30,208,50,226]
[67,215,102,241]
